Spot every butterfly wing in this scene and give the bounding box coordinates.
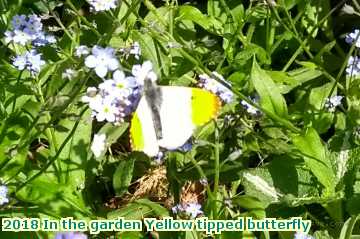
[130,86,221,156]
[158,86,221,149]
[130,96,159,157]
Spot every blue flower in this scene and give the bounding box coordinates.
[345,29,360,47]
[198,72,234,103]
[6,14,55,46]
[54,232,87,239]
[241,97,261,115]
[85,46,119,78]
[12,50,45,74]
[0,185,9,206]
[171,204,184,214]
[179,142,192,152]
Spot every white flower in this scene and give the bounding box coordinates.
[0,185,9,206]
[94,97,119,122]
[325,95,343,112]
[294,232,314,239]
[62,69,77,80]
[85,45,119,78]
[342,4,355,15]
[91,134,106,158]
[113,70,138,91]
[184,203,203,218]
[4,31,14,44]
[13,55,27,70]
[87,0,118,12]
[12,29,32,45]
[75,45,90,57]
[25,50,45,73]
[132,61,157,85]
[199,178,208,186]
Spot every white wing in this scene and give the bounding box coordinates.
[157,86,195,149]
[131,96,159,157]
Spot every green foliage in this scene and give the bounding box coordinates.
[0,0,360,238]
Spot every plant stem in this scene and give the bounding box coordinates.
[213,123,220,220]
[11,70,23,113]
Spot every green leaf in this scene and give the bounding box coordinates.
[292,128,335,195]
[132,30,169,77]
[0,115,31,181]
[176,5,223,35]
[107,198,169,220]
[308,82,335,133]
[53,107,92,191]
[234,44,271,68]
[241,156,320,208]
[98,122,129,145]
[339,216,360,239]
[113,157,135,197]
[250,59,288,118]
[313,230,335,239]
[16,177,91,218]
[267,66,323,94]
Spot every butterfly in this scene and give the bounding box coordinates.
[129,78,221,157]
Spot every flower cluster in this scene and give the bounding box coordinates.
[82,45,157,124]
[87,0,118,12]
[0,185,9,206]
[198,72,234,103]
[324,95,343,112]
[55,232,87,239]
[82,70,141,122]
[346,56,360,76]
[12,50,45,75]
[172,203,203,218]
[5,14,55,46]
[345,29,360,77]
